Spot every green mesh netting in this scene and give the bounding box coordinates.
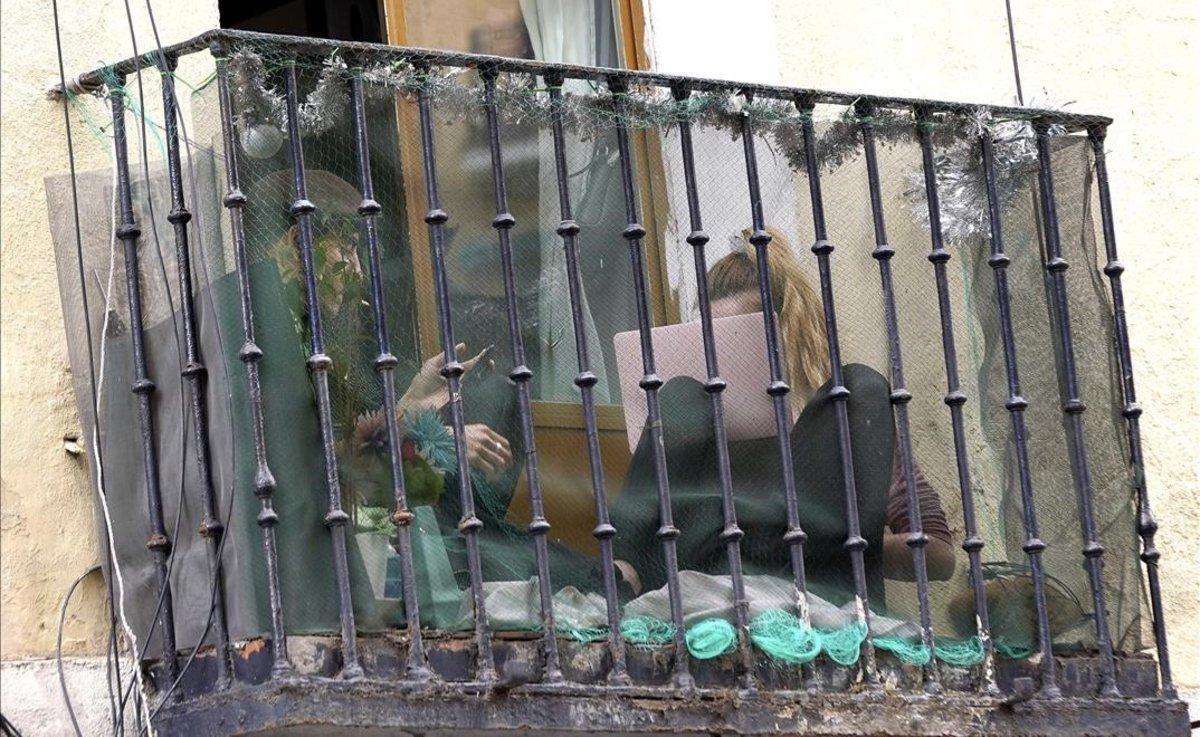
[620,615,677,649]
[49,29,1146,673]
[685,618,737,660]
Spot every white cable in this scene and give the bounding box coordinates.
[92,127,154,736]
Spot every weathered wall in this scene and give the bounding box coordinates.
[0,0,219,681]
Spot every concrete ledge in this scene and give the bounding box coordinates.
[154,677,1190,737]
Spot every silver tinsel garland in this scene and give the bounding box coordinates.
[903,108,1065,244]
[225,46,1066,242]
[226,47,807,143]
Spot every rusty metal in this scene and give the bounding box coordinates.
[212,46,291,678]
[281,62,362,679]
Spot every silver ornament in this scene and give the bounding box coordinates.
[239,123,284,159]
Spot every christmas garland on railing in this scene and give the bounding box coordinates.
[224,46,1065,244]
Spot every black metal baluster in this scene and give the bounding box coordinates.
[978,122,1059,697]
[863,100,995,691]
[156,53,233,687]
[544,71,628,684]
[348,69,432,681]
[281,62,362,680]
[609,79,692,690]
[915,105,995,692]
[1087,125,1174,699]
[779,94,880,685]
[735,92,815,634]
[672,84,754,689]
[212,48,291,677]
[481,67,562,683]
[110,83,179,686]
[1033,121,1118,696]
[412,63,496,683]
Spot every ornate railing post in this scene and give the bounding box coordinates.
[348,66,432,682]
[1087,125,1174,698]
[212,43,291,678]
[281,61,362,680]
[544,70,628,684]
[978,119,1059,697]
[609,77,692,690]
[1033,120,1118,696]
[480,65,563,683]
[412,61,496,683]
[671,83,754,690]
[109,77,179,687]
[155,51,233,687]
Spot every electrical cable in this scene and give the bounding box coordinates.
[1003,0,1025,105]
[57,565,102,737]
[49,0,131,732]
[0,713,25,737]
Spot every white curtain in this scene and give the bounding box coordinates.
[521,0,612,402]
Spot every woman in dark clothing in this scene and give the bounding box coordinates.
[611,227,955,608]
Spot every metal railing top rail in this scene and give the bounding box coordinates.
[53,28,1112,129]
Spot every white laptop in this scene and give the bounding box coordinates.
[612,311,786,453]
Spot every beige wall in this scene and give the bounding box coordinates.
[0,0,219,660]
[1,0,1195,709]
[770,0,1200,699]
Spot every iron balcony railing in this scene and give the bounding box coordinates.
[49,28,1185,736]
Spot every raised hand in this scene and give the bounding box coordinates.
[400,343,493,413]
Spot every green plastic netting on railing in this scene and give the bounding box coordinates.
[446,572,986,667]
[50,34,1145,667]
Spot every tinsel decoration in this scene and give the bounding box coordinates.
[224,46,820,146]
[814,106,914,171]
[223,45,1068,244]
[226,48,350,135]
[903,108,1065,243]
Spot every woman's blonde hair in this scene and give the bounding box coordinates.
[707,226,829,396]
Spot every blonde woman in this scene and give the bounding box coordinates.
[612,226,954,607]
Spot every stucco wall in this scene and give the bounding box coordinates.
[0,0,219,660]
